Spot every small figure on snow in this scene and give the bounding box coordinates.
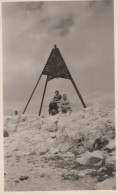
[49,97,59,116]
[60,94,72,114]
[53,90,62,103]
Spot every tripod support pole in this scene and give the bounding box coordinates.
[39,76,48,116]
[23,73,43,114]
[70,77,86,108]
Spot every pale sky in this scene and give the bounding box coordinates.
[2,0,114,115]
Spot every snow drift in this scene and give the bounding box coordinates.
[4,104,116,190]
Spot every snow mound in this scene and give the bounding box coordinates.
[4,104,116,190]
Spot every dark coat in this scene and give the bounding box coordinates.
[53,94,62,102]
[49,102,58,113]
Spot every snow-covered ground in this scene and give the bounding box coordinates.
[4,104,116,191]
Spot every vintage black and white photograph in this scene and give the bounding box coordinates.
[2,0,116,191]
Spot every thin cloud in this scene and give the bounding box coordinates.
[24,1,44,11]
[40,17,50,23]
[87,1,97,8]
[49,15,74,36]
[87,0,112,8]
[2,2,44,18]
[86,0,113,15]
[104,0,112,6]
[14,1,44,12]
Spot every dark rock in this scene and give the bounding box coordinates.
[105,123,115,139]
[93,137,108,150]
[13,148,19,151]
[51,134,56,138]
[29,151,37,156]
[61,171,79,181]
[15,180,19,183]
[104,139,115,152]
[109,151,115,156]
[86,170,98,177]
[4,131,9,137]
[40,172,47,178]
[27,160,32,163]
[97,167,114,177]
[76,150,104,168]
[39,151,46,156]
[105,155,116,171]
[19,176,29,181]
[6,154,12,158]
[97,174,109,182]
[16,156,20,160]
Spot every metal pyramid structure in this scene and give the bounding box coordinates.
[23,45,86,115]
[42,45,71,81]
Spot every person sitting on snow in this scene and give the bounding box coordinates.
[60,94,72,114]
[53,90,62,103]
[49,97,59,116]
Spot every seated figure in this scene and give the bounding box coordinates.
[49,98,59,116]
[53,90,62,103]
[60,94,72,114]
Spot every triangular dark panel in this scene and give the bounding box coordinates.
[42,46,71,81]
